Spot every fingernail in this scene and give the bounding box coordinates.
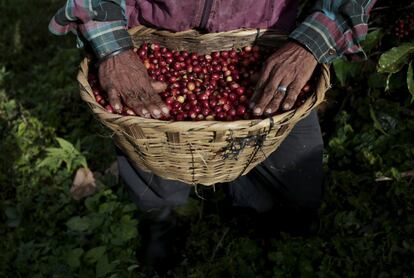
[283,104,290,111]
[253,107,261,115]
[153,109,161,117]
[265,108,272,114]
[114,104,121,111]
[249,102,255,109]
[142,109,150,117]
[161,107,169,114]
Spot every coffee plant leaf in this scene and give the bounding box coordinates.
[369,104,387,135]
[333,59,362,86]
[64,248,84,269]
[96,254,115,277]
[407,61,414,102]
[361,29,383,53]
[378,43,414,73]
[84,246,107,265]
[66,216,90,232]
[38,137,88,173]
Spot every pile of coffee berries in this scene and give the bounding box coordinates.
[394,14,414,40]
[89,43,314,121]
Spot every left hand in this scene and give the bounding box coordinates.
[250,41,318,116]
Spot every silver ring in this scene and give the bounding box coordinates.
[277,86,287,93]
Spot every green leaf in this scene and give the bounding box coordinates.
[368,73,386,89]
[407,61,414,102]
[332,60,362,86]
[37,148,64,172]
[5,207,21,228]
[99,202,119,214]
[64,248,84,269]
[56,137,76,152]
[122,203,137,213]
[86,213,105,231]
[127,264,139,272]
[378,43,414,73]
[66,216,90,232]
[85,194,101,211]
[96,254,115,277]
[84,246,106,264]
[37,137,88,172]
[361,29,383,53]
[5,207,18,219]
[2,99,17,117]
[385,70,407,91]
[369,104,387,135]
[75,139,82,153]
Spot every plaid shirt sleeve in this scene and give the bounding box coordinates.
[48,0,133,59]
[289,0,377,63]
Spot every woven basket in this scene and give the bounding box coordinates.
[77,26,330,186]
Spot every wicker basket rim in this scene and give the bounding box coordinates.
[127,26,289,38]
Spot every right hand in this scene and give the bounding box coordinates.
[99,49,169,118]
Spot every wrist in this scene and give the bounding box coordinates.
[97,46,134,66]
[287,40,318,64]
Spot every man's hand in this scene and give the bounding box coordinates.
[99,49,169,118]
[250,41,318,116]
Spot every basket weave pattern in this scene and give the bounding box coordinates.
[77,26,330,186]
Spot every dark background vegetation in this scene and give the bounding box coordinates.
[1,0,414,277]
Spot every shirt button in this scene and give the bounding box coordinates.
[328,48,336,55]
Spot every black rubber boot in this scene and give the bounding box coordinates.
[138,207,177,277]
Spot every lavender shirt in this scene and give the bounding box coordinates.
[126,0,298,33]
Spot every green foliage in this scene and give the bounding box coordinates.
[407,62,414,101]
[332,60,362,87]
[378,43,414,74]
[377,43,414,97]
[332,29,384,87]
[361,29,384,53]
[38,137,88,173]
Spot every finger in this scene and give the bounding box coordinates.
[149,93,169,116]
[265,76,292,115]
[250,60,276,109]
[107,88,123,113]
[252,90,274,116]
[128,97,151,118]
[151,81,168,93]
[248,90,261,110]
[256,59,276,91]
[281,80,305,111]
[140,83,164,118]
[253,67,284,116]
[126,77,161,118]
[149,82,169,116]
[142,99,162,119]
[264,84,290,115]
